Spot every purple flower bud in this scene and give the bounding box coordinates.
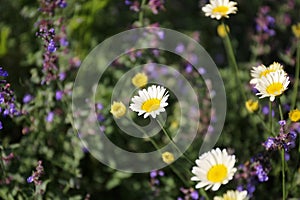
[175,43,185,54]
[158,170,164,176]
[150,170,157,178]
[0,67,8,77]
[190,191,199,200]
[279,120,286,126]
[27,176,34,183]
[55,90,64,101]
[23,94,33,104]
[46,112,54,122]
[58,72,66,81]
[47,40,56,53]
[185,64,193,73]
[60,37,69,47]
[0,121,2,129]
[263,137,275,150]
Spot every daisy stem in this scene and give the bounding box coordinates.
[222,22,247,103]
[291,40,300,109]
[269,101,273,135]
[278,98,286,200]
[281,149,286,200]
[199,189,210,200]
[156,119,194,165]
[129,117,191,185]
[138,0,147,26]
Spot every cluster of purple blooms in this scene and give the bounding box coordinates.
[263,120,297,153]
[27,160,44,185]
[255,6,276,37]
[36,0,68,84]
[0,67,20,129]
[125,0,164,15]
[149,170,164,196]
[177,187,200,200]
[235,153,271,197]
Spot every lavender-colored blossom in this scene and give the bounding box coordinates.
[27,176,34,183]
[47,39,56,52]
[175,43,185,53]
[58,72,66,81]
[0,67,8,77]
[55,90,64,100]
[0,121,2,130]
[23,94,33,104]
[185,64,193,73]
[46,112,54,122]
[190,190,199,200]
[60,37,69,46]
[148,0,165,14]
[263,137,275,150]
[255,164,269,182]
[262,106,274,116]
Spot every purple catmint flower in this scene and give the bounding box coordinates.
[23,94,33,104]
[47,39,56,53]
[263,137,276,150]
[60,37,69,47]
[55,90,64,101]
[58,72,66,81]
[0,67,8,77]
[185,64,193,73]
[46,112,54,122]
[150,170,157,178]
[27,176,34,183]
[190,191,199,200]
[0,121,2,129]
[255,164,269,182]
[175,43,185,54]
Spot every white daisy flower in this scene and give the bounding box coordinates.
[202,0,238,20]
[191,148,237,191]
[255,70,290,102]
[129,85,169,118]
[214,190,248,200]
[250,62,285,84]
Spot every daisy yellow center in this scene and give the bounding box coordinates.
[212,6,229,15]
[266,82,284,96]
[259,69,276,77]
[141,98,161,112]
[207,164,228,183]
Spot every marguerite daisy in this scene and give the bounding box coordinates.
[214,190,248,200]
[129,85,169,118]
[255,70,290,102]
[191,148,237,191]
[250,62,285,84]
[202,0,238,20]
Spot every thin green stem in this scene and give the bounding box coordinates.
[199,189,210,200]
[138,0,147,26]
[269,101,273,135]
[278,98,286,200]
[291,40,300,109]
[128,116,191,185]
[281,149,286,200]
[156,119,194,165]
[0,146,7,177]
[222,22,247,102]
[278,98,284,121]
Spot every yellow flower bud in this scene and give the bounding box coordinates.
[217,24,230,38]
[289,109,300,122]
[110,101,126,118]
[292,23,300,38]
[245,99,259,113]
[162,152,174,164]
[132,73,148,88]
